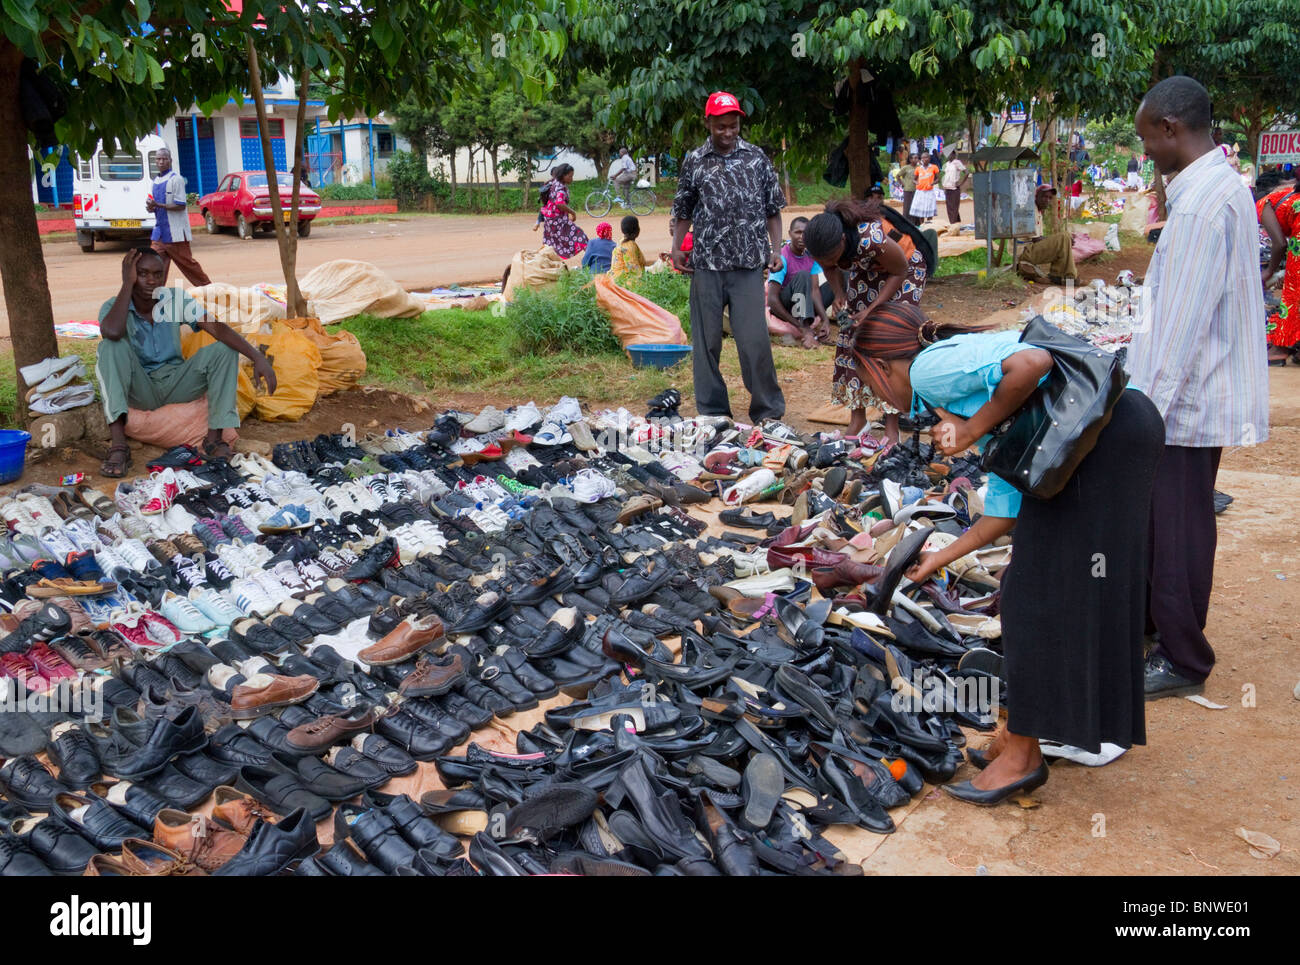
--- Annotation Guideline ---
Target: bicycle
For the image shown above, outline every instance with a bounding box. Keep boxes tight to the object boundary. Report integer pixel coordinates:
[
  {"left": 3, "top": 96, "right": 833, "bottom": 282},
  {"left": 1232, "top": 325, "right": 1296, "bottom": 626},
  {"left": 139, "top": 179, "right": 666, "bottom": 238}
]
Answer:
[{"left": 584, "top": 165, "right": 657, "bottom": 218}]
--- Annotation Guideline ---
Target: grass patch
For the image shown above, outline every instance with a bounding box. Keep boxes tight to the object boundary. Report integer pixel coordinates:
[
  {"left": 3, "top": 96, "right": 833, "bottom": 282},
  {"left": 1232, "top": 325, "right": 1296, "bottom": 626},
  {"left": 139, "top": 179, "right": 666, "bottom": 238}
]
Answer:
[
  {"left": 0, "top": 341, "right": 99, "bottom": 429},
  {"left": 935, "top": 247, "right": 993, "bottom": 277}
]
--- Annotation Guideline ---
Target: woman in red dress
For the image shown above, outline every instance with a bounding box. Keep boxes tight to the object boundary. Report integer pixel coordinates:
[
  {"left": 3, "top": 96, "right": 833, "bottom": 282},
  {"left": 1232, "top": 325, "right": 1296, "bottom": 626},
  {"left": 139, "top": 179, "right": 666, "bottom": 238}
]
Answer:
[{"left": 1259, "top": 182, "right": 1300, "bottom": 364}]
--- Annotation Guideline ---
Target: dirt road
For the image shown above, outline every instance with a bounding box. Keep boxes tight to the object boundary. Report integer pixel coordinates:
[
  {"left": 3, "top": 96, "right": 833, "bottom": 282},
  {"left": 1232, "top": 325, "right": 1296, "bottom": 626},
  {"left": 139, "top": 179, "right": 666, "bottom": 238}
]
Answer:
[{"left": 11, "top": 206, "right": 829, "bottom": 334}]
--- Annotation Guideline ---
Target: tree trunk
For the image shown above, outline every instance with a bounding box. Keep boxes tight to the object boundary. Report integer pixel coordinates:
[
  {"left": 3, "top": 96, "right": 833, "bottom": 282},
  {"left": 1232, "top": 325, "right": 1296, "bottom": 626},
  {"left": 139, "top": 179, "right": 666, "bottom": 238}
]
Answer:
[
  {"left": 490, "top": 146, "right": 499, "bottom": 206},
  {"left": 246, "top": 39, "right": 307, "bottom": 317},
  {"left": 449, "top": 149, "right": 457, "bottom": 204},
  {"left": 845, "top": 60, "right": 873, "bottom": 199},
  {"left": 0, "top": 44, "right": 59, "bottom": 421}
]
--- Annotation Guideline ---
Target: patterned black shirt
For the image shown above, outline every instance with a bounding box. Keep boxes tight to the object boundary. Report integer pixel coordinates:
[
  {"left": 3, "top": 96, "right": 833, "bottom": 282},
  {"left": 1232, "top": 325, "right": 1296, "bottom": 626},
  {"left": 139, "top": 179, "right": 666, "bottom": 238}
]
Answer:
[{"left": 671, "top": 136, "right": 786, "bottom": 271}]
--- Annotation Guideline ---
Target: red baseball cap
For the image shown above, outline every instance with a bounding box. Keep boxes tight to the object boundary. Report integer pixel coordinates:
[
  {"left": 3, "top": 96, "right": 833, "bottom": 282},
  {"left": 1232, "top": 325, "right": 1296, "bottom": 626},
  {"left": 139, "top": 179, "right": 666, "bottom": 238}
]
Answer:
[{"left": 704, "top": 91, "right": 746, "bottom": 117}]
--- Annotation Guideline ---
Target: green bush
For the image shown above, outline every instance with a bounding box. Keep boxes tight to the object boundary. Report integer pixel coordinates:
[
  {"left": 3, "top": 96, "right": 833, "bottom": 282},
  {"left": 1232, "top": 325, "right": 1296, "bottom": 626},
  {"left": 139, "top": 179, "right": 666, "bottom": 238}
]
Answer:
[
  {"left": 318, "top": 182, "right": 379, "bottom": 200},
  {"left": 626, "top": 269, "right": 691, "bottom": 334},
  {"left": 388, "top": 150, "right": 449, "bottom": 209},
  {"left": 506, "top": 270, "right": 621, "bottom": 354}
]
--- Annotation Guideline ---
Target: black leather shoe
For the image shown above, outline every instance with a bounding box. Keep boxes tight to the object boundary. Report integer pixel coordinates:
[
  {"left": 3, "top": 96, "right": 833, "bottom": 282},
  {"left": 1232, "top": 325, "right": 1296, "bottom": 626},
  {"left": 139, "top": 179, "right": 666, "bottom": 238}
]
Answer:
[
  {"left": 0, "top": 834, "right": 53, "bottom": 875},
  {"left": 0, "top": 756, "right": 69, "bottom": 811},
  {"left": 88, "top": 780, "right": 168, "bottom": 828},
  {"left": 110, "top": 706, "right": 207, "bottom": 781},
  {"left": 1144, "top": 654, "right": 1205, "bottom": 700},
  {"left": 336, "top": 802, "right": 417, "bottom": 874},
  {"left": 942, "top": 761, "right": 1049, "bottom": 806},
  {"left": 172, "top": 750, "right": 239, "bottom": 790},
  {"left": 213, "top": 807, "right": 320, "bottom": 876},
  {"left": 363, "top": 789, "right": 462, "bottom": 859},
  {"left": 343, "top": 538, "right": 398, "bottom": 581},
  {"left": 46, "top": 724, "right": 102, "bottom": 789},
  {"left": 208, "top": 722, "right": 276, "bottom": 768},
  {"left": 375, "top": 708, "right": 454, "bottom": 761},
  {"left": 273, "top": 751, "right": 368, "bottom": 802},
  {"left": 11, "top": 814, "right": 99, "bottom": 874},
  {"left": 316, "top": 838, "right": 387, "bottom": 876},
  {"left": 324, "top": 747, "right": 390, "bottom": 789},
  {"left": 504, "top": 782, "right": 598, "bottom": 841},
  {"left": 351, "top": 733, "right": 418, "bottom": 776},
  {"left": 448, "top": 590, "right": 509, "bottom": 634},
  {"left": 693, "top": 789, "right": 759, "bottom": 875},
  {"left": 51, "top": 791, "right": 149, "bottom": 851},
  {"left": 141, "top": 763, "right": 213, "bottom": 810},
  {"left": 235, "top": 764, "right": 332, "bottom": 821}
]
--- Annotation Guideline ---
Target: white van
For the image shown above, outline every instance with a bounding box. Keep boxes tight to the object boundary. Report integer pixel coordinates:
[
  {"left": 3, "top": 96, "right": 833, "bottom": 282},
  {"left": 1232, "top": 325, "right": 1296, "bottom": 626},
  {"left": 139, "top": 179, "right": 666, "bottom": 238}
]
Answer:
[{"left": 72, "top": 133, "right": 166, "bottom": 252}]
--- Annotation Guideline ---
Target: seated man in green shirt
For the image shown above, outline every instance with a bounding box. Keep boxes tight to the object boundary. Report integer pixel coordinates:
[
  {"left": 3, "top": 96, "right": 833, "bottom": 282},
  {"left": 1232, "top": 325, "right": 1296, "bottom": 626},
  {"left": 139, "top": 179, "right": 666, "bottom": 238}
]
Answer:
[{"left": 96, "top": 247, "right": 277, "bottom": 476}]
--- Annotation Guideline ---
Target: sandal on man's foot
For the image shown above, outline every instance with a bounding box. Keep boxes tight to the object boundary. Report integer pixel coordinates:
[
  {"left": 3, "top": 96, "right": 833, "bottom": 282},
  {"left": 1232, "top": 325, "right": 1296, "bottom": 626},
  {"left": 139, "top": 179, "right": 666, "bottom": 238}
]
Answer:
[
  {"left": 100, "top": 444, "right": 132, "bottom": 478},
  {"left": 203, "top": 439, "right": 234, "bottom": 460}
]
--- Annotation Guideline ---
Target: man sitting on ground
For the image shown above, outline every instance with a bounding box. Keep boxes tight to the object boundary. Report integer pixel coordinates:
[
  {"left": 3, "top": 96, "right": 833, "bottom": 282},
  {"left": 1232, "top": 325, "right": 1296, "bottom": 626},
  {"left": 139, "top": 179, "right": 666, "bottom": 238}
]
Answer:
[
  {"left": 96, "top": 247, "right": 277, "bottom": 477},
  {"left": 766, "top": 216, "right": 832, "bottom": 347},
  {"left": 1016, "top": 184, "right": 1078, "bottom": 283}
]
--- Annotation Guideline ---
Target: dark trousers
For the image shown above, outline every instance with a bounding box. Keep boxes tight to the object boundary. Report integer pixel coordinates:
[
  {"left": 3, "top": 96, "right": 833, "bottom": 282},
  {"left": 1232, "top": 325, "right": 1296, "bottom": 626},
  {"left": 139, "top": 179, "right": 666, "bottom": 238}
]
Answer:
[
  {"left": 1147, "top": 444, "right": 1222, "bottom": 681},
  {"left": 152, "top": 240, "right": 212, "bottom": 288},
  {"left": 902, "top": 190, "right": 916, "bottom": 225},
  {"left": 779, "top": 271, "right": 834, "bottom": 322},
  {"left": 945, "top": 190, "right": 962, "bottom": 223},
  {"left": 690, "top": 267, "right": 785, "bottom": 423}
]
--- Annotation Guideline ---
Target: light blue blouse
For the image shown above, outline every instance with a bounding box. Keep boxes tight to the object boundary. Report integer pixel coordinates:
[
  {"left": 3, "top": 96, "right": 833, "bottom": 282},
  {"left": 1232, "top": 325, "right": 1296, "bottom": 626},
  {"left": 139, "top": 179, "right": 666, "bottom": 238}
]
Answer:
[{"left": 908, "top": 330, "right": 1045, "bottom": 519}]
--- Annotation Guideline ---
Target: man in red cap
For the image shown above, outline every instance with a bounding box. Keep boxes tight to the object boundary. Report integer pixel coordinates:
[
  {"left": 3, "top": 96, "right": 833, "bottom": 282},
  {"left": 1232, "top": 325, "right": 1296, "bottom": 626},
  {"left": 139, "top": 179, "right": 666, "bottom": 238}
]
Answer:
[{"left": 671, "top": 91, "right": 786, "bottom": 422}]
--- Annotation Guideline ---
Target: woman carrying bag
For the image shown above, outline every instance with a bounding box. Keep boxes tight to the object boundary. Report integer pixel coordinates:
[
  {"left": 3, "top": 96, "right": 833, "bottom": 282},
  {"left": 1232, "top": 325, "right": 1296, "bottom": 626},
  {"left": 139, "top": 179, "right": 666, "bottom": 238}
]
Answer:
[{"left": 859, "top": 302, "right": 1164, "bottom": 804}]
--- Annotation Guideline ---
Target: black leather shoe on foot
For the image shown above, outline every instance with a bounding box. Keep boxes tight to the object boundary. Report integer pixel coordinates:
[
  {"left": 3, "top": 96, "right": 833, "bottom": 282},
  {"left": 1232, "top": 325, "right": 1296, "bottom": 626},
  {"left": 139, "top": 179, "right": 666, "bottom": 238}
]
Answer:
[
  {"left": 941, "top": 761, "right": 1048, "bottom": 806},
  {"left": 1143, "top": 654, "right": 1205, "bottom": 700}
]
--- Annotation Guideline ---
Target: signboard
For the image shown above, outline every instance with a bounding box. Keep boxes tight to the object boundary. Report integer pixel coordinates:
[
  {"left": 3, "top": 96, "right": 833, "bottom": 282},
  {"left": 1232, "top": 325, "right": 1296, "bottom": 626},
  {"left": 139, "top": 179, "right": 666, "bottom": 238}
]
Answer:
[
  {"left": 1259, "top": 131, "right": 1300, "bottom": 165},
  {"left": 1007, "top": 103, "right": 1028, "bottom": 124}
]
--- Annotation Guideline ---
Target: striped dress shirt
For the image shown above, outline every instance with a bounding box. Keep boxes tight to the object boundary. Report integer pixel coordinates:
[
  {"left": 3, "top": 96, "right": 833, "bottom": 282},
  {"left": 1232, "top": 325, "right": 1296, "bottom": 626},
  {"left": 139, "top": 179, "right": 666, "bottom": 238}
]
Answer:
[{"left": 1128, "top": 146, "right": 1269, "bottom": 447}]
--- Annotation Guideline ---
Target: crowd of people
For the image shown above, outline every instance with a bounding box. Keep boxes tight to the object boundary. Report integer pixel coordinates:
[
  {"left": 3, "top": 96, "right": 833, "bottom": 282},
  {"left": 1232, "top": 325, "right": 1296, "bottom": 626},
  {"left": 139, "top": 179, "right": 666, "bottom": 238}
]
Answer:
[{"left": 653, "top": 77, "right": 1268, "bottom": 805}]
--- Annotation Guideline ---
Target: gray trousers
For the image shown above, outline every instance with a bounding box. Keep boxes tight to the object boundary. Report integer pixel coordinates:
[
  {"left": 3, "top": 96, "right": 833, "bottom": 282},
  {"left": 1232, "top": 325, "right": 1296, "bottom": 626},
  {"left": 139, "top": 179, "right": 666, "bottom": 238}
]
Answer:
[
  {"left": 689, "top": 267, "right": 785, "bottom": 422},
  {"left": 779, "top": 271, "right": 834, "bottom": 321}
]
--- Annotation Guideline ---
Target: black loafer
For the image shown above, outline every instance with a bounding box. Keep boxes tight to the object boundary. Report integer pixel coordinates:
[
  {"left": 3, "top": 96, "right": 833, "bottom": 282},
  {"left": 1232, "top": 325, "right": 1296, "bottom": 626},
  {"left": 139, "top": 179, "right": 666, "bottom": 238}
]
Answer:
[
  {"left": 0, "top": 834, "right": 53, "bottom": 876},
  {"left": 315, "top": 838, "right": 387, "bottom": 876},
  {"left": 336, "top": 803, "right": 417, "bottom": 874},
  {"left": 234, "top": 764, "right": 332, "bottom": 821},
  {"left": 208, "top": 722, "right": 277, "bottom": 768},
  {"left": 51, "top": 791, "right": 149, "bottom": 851},
  {"left": 351, "top": 733, "right": 418, "bottom": 777},
  {"left": 173, "top": 750, "right": 239, "bottom": 789},
  {"left": 324, "top": 747, "right": 392, "bottom": 789},
  {"left": 109, "top": 706, "right": 208, "bottom": 781},
  {"left": 88, "top": 780, "right": 169, "bottom": 828},
  {"left": 46, "top": 725, "right": 102, "bottom": 789},
  {"left": 364, "top": 789, "right": 462, "bottom": 859},
  {"left": 141, "top": 763, "right": 213, "bottom": 810},
  {"left": 942, "top": 761, "right": 1049, "bottom": 806},
  {"left": 375, "top": 708, "right": 454, "bottom": 761}
]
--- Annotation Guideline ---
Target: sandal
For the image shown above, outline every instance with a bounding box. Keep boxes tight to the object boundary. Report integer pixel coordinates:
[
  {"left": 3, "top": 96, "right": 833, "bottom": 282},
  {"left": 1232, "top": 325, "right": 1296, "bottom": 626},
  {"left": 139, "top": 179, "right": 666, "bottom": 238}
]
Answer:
[
  {"left": 203, "top": 439, "right": 234, "bottom": 460},
  {"left": 100, "top": 444, "right": 132, "bottom": 479}
]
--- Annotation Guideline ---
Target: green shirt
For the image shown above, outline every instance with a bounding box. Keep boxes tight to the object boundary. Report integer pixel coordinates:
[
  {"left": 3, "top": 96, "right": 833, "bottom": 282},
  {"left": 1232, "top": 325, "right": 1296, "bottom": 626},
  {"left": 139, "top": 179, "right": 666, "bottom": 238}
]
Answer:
[
  {"left": 900, "top": 166, "right": 916, "bottom": 191},
  {"left": 98, "top": 289, "right": 200, "bottom": 372}
]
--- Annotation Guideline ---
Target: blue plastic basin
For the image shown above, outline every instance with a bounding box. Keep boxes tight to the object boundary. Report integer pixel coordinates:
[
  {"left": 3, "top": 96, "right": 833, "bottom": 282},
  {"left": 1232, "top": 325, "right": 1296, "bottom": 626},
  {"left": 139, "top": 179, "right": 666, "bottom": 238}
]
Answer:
[
  {"left": 0, "top": 430, "right": 30, "bottom": 484},
  {"left": 628, "top": 343, "right": 691, "bottom": 369}
]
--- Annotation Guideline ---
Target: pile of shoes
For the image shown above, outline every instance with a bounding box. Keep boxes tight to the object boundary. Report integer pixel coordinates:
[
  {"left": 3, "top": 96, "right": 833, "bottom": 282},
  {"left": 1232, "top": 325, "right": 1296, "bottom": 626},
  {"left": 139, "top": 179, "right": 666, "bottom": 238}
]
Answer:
[
  {"left": 20, "top": 356, "right": 96, "bottom": 415},
  {"left": 0, "top": 391, "right": 1011, "bottom": 876}
]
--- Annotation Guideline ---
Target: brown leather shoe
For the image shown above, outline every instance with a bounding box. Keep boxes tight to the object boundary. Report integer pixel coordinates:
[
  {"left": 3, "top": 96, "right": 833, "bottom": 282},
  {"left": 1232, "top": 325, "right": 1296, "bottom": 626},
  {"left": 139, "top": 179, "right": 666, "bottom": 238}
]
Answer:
[
  {"left": 153, "top": 808, "right": 247, "bottom": 872},
  {"left": 229, "top": 672, "right": 320, "bottom": 719},
  {"left": 83, "top": 853, "right": 131, "bottom": 876},
  {"left": 119, "top": 838, "right": 207, "bottom": 876},
  {"left": 616, "top": 494, "right": 662, "bottom": 524},
  {"left": 212, "top": 785, "right": 279, "bottom": 835},
  {"left": 397, "top": 652, "right": 466, "bottom": 697},
  {"left": 285, "top": 707, "right": 379, "bottom": 753},
  {"left": 357, "top": 614, "right": 444, "bottom": 666},
  {"left": 811, "top": 559, "right": 885, "bottom": 594}
]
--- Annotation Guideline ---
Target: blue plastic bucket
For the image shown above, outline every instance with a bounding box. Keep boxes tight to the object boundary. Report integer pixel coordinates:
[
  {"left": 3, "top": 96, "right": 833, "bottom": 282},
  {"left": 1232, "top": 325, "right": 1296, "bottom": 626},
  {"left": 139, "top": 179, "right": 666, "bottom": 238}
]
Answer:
[
  {"left": 628, "top": 343, "right": 691, "bottom": 369},
  {"left": 0, "top": 430, "right": 31, "bottom": 484}
]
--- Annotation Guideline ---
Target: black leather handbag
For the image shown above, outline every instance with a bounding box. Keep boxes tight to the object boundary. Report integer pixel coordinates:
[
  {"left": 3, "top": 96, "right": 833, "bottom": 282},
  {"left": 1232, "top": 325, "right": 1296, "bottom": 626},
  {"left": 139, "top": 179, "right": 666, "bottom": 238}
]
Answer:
[{"left": 980, "top": 316, "right": 1128, "bottom": 500}]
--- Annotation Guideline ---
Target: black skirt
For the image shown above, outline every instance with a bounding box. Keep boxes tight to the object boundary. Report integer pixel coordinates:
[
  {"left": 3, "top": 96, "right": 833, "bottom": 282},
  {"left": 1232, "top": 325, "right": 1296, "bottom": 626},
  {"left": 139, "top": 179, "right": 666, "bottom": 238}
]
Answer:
[{"left": 999, "top": 389, "right": 1165, "bottom": 752}]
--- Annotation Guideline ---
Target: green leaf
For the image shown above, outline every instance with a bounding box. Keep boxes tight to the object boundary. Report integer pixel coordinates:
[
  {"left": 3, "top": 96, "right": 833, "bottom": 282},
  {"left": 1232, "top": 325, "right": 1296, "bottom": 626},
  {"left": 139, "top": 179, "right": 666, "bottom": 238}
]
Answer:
[{"left": 136, "top": 0, "right": 151, "bottom": 24}]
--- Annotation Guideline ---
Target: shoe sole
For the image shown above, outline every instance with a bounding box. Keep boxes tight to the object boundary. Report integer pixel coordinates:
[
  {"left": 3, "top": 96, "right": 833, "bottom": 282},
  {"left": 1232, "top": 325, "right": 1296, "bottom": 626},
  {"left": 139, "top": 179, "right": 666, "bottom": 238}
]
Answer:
[{"left": 740, "top": 754, "right": 784, "bottom": 830}]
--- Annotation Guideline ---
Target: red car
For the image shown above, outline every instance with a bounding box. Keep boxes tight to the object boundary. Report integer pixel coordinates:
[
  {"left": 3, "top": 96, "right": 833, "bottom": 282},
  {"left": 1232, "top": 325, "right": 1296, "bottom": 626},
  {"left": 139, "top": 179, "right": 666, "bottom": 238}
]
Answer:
[{"left": 198, "top": 170, "right": 321, "bottom": 239}]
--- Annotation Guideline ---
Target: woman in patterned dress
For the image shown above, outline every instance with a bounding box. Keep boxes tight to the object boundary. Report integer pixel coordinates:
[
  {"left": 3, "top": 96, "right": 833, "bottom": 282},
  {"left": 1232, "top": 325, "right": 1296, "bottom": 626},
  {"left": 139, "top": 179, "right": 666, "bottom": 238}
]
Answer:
[
  {"left": 540, "top": 164, "right": 589, "bottom": 259},
  {"left": 804, "top": 198, "right": 929, "bottom": 444},
  {"left": 1258, "top": 180, "right": 1300, "bottom": 364}
]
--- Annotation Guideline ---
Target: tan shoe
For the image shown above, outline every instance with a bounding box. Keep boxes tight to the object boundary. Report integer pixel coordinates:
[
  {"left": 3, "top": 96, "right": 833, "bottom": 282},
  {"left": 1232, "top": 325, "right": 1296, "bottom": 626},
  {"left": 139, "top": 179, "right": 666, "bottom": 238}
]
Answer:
[
  {"left": 119, "top": 838, "right": 207, "bottom": 876},
  {"left": 616, "top": 493, "right": 662, "bottom": 524},
  {"left": 153, "top": 808, "right": 247, "bottom": 872},
  {"left": 229, "top": 672, "right": 320, "bottom": 719},
  {"left": 212, "top": 785, "right": 278, "bottom": 835},
  {"left": 358, "top": 614, "right": 444, "bottom": 666}
]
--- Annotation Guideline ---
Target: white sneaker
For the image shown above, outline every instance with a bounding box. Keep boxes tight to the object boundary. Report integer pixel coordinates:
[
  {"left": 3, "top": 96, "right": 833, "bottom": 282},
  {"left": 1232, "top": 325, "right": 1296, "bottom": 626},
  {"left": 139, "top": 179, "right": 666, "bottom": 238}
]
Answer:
[
  {"left": 231, "top": 577, "right": 278, "bottom": 618},
  {"left": 722, "top": 468, "right": 777, "bottom": 506},
  {"left": 17, "top": 495, "right": 61, "bottom": 530},
  {"left": 216, "top": 542, "right": 259, "bottom": 579},
  {"left": 532, "top": 420, "right": 572, "bottom": 446},
  {"left": 464, "top": 405, "right": 506, "bottom": 434},
  {"left": 112, "top": 538, "right": 158, "bottom": 574},
  {"left": 503, "top": 447, "right": 541, "bottom": 472},
  {"left": 172, "top": 469, "right": 209, "bottom": 493},
  {"left": 546, "top": 396, "right": 582, "bottom": 425},
  {"left": 56, "top": 519, "right": 101, "bottom": 553},
  {"left": 268, "top": 560, "right": 308, "bottom": 596},
  {"left": 162, "top": 503, "right": 199, "bottom": 537},
  {"left": 504, "top": 402, "right": 542, "bottom": 433},
  {"left": 295, "top": 558, "right": 330, "bottom": 589},
  {"left": 158, "top": 590, "right": 217, "bottom": 634},
  {"left": 94, "top": 545, "right": 134, "bottom": 578},
  {"left": 0, "top": 501, "right": 39, "bottom": 537},
  {"left": 189, "top": 587, "right": 244, "bottom": 627},
  {"left": 19, "top": 354, "right": 79, "bottom": 385},
  {"left": 417, "top": 470, "right": 450, "bottom": 498},
  {"left": 571, "top": 468, "right": 617, "bottom": 503}
]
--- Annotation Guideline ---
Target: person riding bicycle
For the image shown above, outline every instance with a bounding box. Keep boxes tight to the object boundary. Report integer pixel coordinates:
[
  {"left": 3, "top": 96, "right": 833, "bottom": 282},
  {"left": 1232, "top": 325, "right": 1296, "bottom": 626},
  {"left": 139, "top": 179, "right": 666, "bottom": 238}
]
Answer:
[{"left": 609, "top": 147, "right": 637, "bottom": 196}]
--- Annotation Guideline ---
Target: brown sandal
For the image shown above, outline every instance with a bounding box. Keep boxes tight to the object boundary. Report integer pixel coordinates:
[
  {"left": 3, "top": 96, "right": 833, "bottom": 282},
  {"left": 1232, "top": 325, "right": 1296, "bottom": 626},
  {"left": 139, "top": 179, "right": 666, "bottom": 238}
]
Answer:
[
  {"left": 100, "top": 444, "right": 132, "bottom": 478},
  {"left": 203, "top": 439, "right": 234, "bottom": 460}
]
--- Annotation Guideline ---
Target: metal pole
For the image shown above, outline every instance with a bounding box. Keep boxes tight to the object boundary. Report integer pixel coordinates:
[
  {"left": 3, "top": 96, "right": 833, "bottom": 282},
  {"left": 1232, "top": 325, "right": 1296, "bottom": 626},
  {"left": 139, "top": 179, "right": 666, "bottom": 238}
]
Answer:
[
  {"left": 368, "top": 118, "right": 376, "bottom": 191},
  {"left": 191, "top": 114, "right": 203, "bottom": 195}
]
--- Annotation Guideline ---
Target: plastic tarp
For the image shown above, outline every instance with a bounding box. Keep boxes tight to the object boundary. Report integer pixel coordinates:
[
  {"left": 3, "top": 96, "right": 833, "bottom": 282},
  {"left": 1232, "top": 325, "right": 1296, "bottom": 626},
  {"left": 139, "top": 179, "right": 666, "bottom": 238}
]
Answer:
[
  {"left": 299, "top": 260, "right": 425, "bottom": 323},
  {"left": 244, "top": 323, "right": 323, "bottom": 421},
  {"left": 503, "top": 246, "right": 568, "bottom": 301},
  {"left": 592, "top": 274, "right": 688, "bottom": 352},
  {"left": 125, "top": 397, "right": 238, "bottom": 449},
  {"left": 187, "top": 282, "right": 286, "bottom": 334}
]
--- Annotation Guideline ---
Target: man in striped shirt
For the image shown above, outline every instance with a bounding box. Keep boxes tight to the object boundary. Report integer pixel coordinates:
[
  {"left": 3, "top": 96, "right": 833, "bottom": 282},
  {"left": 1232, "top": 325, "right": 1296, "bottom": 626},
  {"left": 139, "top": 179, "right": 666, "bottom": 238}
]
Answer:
[{"left": 1129, "top": 75, "right": 1269, "bottom": 699}]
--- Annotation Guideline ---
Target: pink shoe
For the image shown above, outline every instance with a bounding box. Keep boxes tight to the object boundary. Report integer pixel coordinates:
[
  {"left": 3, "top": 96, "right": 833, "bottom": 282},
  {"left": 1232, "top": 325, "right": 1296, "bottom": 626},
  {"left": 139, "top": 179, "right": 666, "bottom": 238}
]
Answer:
[
  {"left": 138, "top": 610, "right": 183, "bottom": 645},
  {"left": 140, "top": 468, "right": 179, "bottom": 516},
  {"left": 110, "top": 614, "right": 160, "bottom": 649}
]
